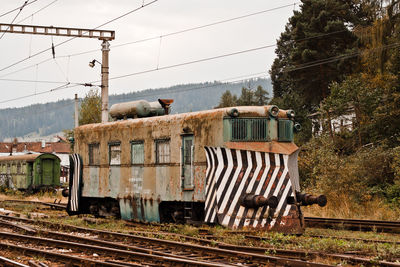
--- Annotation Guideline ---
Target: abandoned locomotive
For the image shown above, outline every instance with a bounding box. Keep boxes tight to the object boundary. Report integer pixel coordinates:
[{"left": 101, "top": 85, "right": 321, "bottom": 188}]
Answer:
[{"left": 67, "top": 99, "right": 326, "bottom": 233}]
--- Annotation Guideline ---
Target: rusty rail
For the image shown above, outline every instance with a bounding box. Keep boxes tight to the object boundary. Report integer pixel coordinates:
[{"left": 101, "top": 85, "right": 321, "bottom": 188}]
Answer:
[
  {"left": 0, "top": 214, "right": 333, "bottom": 267},
  {"left": 0, "top": 242, "right": 126, "bottom": 267},
  {"left": 0, "top": 200, "right": 66, "bottom": 211},
  {"left": 0, "top": 231, "right": 229, "bottom": 267},
  {"left": 3, "top": 213, "right": 400, "bottom": 266},
  {"left": 0, "top": 256, "right": 30, "bottom": 267},
  {"left": 305, "top": 217, "right": 400, "bottom": 233}
]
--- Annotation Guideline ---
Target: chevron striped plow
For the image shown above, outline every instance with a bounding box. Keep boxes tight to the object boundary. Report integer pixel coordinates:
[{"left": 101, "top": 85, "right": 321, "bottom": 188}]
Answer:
[
  {"left": 67, "top": 153, "right": 83, "bottom": 215},
  {"left": 204, "top": 146, "right": 304, "bottom": 233}
]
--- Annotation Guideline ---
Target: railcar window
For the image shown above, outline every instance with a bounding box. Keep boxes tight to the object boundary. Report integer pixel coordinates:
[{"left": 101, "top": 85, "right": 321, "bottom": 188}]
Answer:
[
  {"left": 155, "top": 139, "right": 170, "bottom": 164},
  {"left": 109, "top": 143, "right": 121, "bottom": 165},
  {"left": 89, "top": 143, "right": 100, "bottom": 165},
  {"left": 184, "top": 139, "right": 193, "bottom": 164},
  {"left": 131, "top": 141, "right": 144, "bottom": 165}
]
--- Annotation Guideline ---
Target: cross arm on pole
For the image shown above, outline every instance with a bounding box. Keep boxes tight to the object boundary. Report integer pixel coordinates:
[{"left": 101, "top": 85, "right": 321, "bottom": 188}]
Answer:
[{"left": 0, "top": 23, "right": 115, "bottom": 41}]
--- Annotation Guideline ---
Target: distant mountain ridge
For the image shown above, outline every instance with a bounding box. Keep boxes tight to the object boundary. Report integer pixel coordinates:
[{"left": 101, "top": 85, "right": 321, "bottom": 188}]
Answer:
[{"left": 0, "top": 78, "right": 271, "bottom": 141}]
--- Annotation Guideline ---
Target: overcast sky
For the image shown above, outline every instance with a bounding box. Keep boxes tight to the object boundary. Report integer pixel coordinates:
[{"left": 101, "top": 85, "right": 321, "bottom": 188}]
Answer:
[{"left": 0, "top": 0, "right": 298, "bottom": 108}]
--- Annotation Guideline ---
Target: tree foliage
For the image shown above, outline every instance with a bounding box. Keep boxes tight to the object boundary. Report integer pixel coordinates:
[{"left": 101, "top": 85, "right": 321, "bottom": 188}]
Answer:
[
  {"left": 79, "top": 89, "right": 101, "bottom": 125},
  {"left": 270, "top": 0, "right": 360, "bottom": 109},
  {"left": 216, "top": 86, "right": 270, "bottom": 108}
]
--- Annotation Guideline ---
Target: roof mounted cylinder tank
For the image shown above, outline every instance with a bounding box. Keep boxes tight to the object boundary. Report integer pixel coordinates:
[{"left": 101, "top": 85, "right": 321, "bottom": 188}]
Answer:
[{"left": 110, "top": 99, "right": 173, "bottom": 120}]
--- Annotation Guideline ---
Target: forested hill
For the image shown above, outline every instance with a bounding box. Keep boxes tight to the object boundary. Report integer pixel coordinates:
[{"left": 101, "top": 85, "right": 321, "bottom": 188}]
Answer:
[{"left": 0, "top": 78, "right": 271, "bottom": 141}]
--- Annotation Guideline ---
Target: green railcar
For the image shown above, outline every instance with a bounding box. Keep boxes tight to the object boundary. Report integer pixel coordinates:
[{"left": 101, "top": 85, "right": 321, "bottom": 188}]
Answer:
[{"left": 0, "top": 153, "right": 60, "bottom": 191}]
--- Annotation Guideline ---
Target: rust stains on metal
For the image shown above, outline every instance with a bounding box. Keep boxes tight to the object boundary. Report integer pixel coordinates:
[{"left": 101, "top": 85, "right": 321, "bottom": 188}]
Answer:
[
  {"left": 224, "top": 141, "right": 298, "bottom": 155},
  {"left": 0, "top": 154, "right": 40, "bottom": 162}
]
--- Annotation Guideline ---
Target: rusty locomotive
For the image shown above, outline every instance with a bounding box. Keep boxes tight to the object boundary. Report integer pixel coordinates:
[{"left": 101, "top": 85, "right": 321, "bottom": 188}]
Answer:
[{"left": 67, "top": 99, "right": 326, "bottom": 233}]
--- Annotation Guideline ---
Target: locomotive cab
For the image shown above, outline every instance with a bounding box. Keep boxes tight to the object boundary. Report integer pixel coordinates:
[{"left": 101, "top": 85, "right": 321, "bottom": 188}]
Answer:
[{"left": 68, "top": 102, "right": 325, "bottom": 234}]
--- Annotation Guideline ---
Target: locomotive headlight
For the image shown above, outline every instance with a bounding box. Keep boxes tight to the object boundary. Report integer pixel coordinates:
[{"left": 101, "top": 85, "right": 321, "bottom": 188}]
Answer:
[
  {"left": 286, "top": 110, "right": 295, "bottom": 119},
  {"left": 228, "top": 108, "right": 239, "bottom": 117},
  {"left": 269, "top": 105, "right": 280, "bottom": 117}
]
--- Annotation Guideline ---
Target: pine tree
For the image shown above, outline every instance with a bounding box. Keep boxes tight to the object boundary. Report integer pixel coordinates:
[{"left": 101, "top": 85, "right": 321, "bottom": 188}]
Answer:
[
  {"left": 215, "top": 90, "right": 238, "bottom": 108},
  {"left": 237, "top": 87, "right": 255, "bottom": 106},
  {"left": 254, "top": 85, "right": 270, "bottom": 106},
  {"left": 270, "top": 0, "right": 360, "bottom": 109}
]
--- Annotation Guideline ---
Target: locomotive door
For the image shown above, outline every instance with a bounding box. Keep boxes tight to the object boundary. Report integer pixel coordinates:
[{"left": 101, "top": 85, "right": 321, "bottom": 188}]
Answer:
[
  {"left": 42, "top": 159, "right": 53, "bottom": 185},
  {"left": 181, "top": 135, "right": 194, "bottom": 190}
]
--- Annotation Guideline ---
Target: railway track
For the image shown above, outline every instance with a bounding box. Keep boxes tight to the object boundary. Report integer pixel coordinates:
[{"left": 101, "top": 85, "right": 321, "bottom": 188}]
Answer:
[
  {"left": 305, "top": 216, "right": 400, "bottom": 233},
  {"left": 1, "top": 214, "right": 400, "bottom": 266},
  {"left": 3, "top": 199, "right": 400, "bottom": 233},
  {"left": 0, "top": 199, "right": 67, "bottom": 211},
  {"left": 0, "top": 215, "right": 334, "bottom": 267}
]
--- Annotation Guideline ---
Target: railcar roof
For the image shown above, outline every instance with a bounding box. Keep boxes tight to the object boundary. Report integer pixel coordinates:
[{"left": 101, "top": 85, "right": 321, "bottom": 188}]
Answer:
[
  {"left": 0, "top": 153, "right": 60, "bottom": 162},
  {"left": 0, "top": 153, "right": 40, "bottom": 162},
  {"left": 76, "top": 105, "right": 290, "bottom": 130}
]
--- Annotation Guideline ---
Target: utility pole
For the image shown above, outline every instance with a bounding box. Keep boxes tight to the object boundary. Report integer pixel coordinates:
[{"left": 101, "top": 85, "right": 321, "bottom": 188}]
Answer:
[
  {"left": 0, "top": 23, "right": 115, "bottom": 123},
  {"left": 101, "top": 41, "right": 110, "bottom": 123},
  {"left": 74, "top": 94, "right": 79, "bottom": 128}
]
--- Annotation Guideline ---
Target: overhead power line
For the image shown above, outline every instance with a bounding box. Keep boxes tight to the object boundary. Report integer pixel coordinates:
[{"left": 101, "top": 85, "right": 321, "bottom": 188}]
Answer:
[
  {"left": 0, "top": 78, "right": 80, "bottom": 84},
  {"left": 105, "top": 44, "right": 275, "bottom": 82},
  {"left": 0, "top": 0, "right": 159, "bottom": 72},
  {"left": 0, "top": 28, "right": 349, "bottom": 79},
  {"left": 0, "top": 0, "right": 29, "bottom": 41},
  {"left": 0, "top": 72, "right": 269, "bottom": 106},
  {"left": 16, "top": 0, "right": 59, "bottom": 24},
  {"left": 0, "top": 82, "right": 79, "bottom": 104},
  {"left": 113, "top": 2, "right": 300, "bottom": 49},
  {"left": 0, "top": 0, "right": 39, "bottom": 19}
]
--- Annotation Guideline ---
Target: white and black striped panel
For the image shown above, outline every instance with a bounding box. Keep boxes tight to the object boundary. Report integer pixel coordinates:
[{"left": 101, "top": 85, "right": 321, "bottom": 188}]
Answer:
[
  {"left": 204, "top": 147, "right": 296, "bottom": 229},
  {"left": 204, "top": 147, "right": 217, "bottom": 223},
  {"left": 67, "top": 153, "right": 82, "bottom": 214}
]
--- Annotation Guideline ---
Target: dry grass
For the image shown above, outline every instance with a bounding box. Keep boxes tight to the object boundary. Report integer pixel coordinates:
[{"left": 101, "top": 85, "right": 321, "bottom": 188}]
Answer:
[
  {"left": 302, "top": 193, "right": 400, "bottom": 221},
  {"left": 0, "top": 190, "right": 67, "bottom": 203}
]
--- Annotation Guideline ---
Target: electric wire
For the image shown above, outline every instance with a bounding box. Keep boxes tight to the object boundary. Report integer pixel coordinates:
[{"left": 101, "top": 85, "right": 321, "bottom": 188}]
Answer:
[
  {"left": 2, "top": 37, "right": 395, "bottom": 88},
  {"left": 111, "top": 73, "right": 269, "bottom": 102},
  {"left": 112, "top": 2, "right": 300, "bottom": 49},
  {"left": 1, "top": 72, "right": 269, "bottom": 106},
  {"left": 0, "top": 1, "right": 299, "bottom": 75},
  {"left": 0, "top": 29, "right": 350, "bottom": 79},
  {"left": 16, "top": 0, "right": 58, "bottom": 24},
  {"left": 0, "top": 1, "right": 29, "bottom": 41},
  {"left": 0, "top": 78, "right": 80, "bottom": 84},
  {"left": 0, "top": 0, "right": 160, "bottom": 72},
  {"left": 0, "top": 0, "right": 39, "bottom": 19},
  {"left": 104, "top": 44, "right": 275, "bottom": 82},
  {"left": 0, "top": 82, "right": 78, "bottom": 104}
]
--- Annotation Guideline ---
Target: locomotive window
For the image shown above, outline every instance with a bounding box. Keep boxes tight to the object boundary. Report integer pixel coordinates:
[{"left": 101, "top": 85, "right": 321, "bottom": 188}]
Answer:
[
  {"left": 131, "top": 141, "right": 144, "bottom": 165},
  {"left": 109, "top": 142, "right": 121, "bottom": 165},
  {"left": 155, "top": 139, "right": 170, "bottom": 164},
  {"left": 89, "top": 143, "right": 100, "bottom": 166}
]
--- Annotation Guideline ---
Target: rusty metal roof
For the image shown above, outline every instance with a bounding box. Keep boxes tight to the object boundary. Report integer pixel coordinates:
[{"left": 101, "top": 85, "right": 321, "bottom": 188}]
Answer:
[
  {"left": 0, "top": 154, "right": 40, "bottom": 162},
  {"left": 0, "top": 153, "right": 61, "bottom": 162},
  {"left": 77, "top": 106, "right": 292, "bottom": 131}
]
